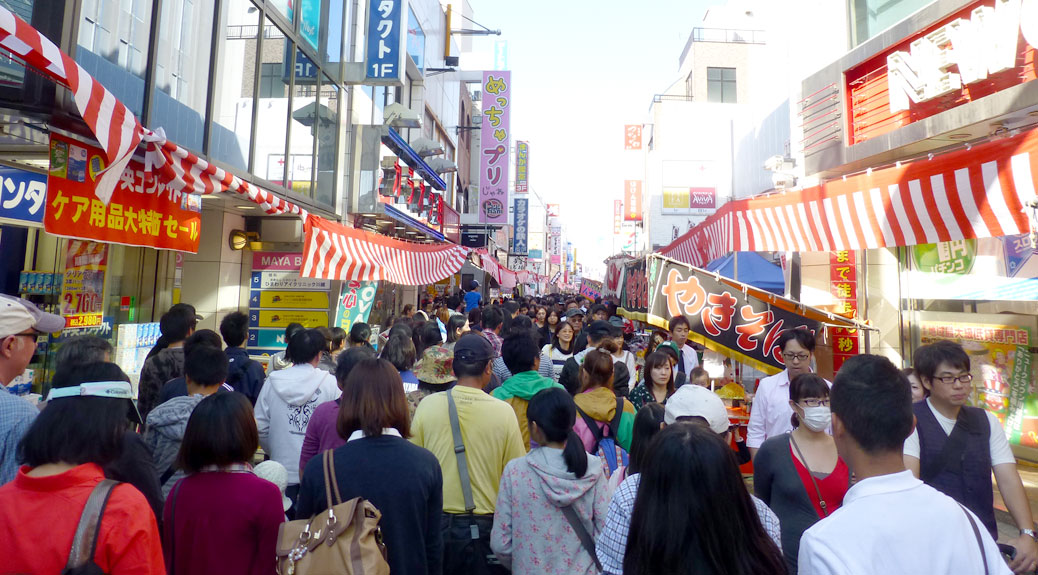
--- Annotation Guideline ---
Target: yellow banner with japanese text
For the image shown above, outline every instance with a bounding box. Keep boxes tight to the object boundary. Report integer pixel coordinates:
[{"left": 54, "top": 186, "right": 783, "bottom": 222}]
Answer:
[{"left": 44, "top": 133, "right": 202, "bottom": 253}]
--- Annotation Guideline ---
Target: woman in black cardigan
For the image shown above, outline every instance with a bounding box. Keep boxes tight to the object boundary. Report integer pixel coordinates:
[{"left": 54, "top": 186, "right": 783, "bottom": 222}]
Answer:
[{"left": 296, "top": 358, "right": 443, "bottom": 575}]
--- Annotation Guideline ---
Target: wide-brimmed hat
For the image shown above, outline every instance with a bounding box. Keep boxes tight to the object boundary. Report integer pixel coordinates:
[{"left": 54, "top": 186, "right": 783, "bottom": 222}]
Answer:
[{"left": 414, "top": 345, "right": 456, "bottom": 385}]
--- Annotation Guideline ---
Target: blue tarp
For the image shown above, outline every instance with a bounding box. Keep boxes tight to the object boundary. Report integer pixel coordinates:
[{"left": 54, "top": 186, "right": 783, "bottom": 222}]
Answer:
[{"left": 704, "top": 253, "right": 784, "bottom": 295}]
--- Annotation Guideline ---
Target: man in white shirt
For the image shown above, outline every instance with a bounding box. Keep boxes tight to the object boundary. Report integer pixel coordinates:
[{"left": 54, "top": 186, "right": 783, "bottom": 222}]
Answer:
[
  {"left": 747, "top": 328, "right": 822, "bottom": 460},
  {"left": 903, "top": 340, "right": 1037, "bottom": 573},
  {"left": 799, "top": 354, "right": 1010, "bottom": 575},
  {"left": 668, "top": 314, "right": 699, "bottom": 376}
]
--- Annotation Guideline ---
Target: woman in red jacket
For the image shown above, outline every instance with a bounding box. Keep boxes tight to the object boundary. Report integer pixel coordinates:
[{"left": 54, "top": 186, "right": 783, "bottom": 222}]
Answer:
[
  {"left": 0, "top": 362, "right": 164, "bottom": 574},
  {"left": 164, "top": 392, "right": 285, "bottom": 575}
]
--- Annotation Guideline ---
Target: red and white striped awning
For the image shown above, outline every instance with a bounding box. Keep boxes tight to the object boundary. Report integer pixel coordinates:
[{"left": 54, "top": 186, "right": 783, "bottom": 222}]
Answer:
[
  {"left": 660, "top": 128, "right": 1038, "bottom": 265},
  {"left": 302, "top": 215, "right": 469, "bottom": 285}
]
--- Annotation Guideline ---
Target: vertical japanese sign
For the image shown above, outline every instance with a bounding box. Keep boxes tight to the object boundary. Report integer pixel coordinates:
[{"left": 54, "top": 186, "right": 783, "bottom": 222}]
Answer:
[
  {"left": 172, "top": 252, "right": 183, "bottom": 305},
  {"left": 624, "top": 125, "right": 642, "bottom": 150},
  {"left": 512, "top": 197, "right": 528, "bottom": 254},
  {"left": 45, "top": 133, "right": 202, "bottom": 252},
  {"left": 0, "top": 166, "right": 46, "bottom": 225},
  {"left": 335, "top": 280, "right": 378, "bottom": 331},
  {"left": 829, "top": 250, "right": 859, "bottom": 372},
  {"left": 365, "top": 0, "right": 405, "bottom": 84},
  {"left": 515, "top": 141, "right": 529, "bottom": 194},
  {"left": 613, "top": 200, "right": 623, "bottom": 234},
  {"left": 546, "top": 203, "right": 560, "bottom": 218},
  {"left": 918, "top": 318, "right": 1033, "bottom": 447},
  {"left": 62, "top": 240, "right": 107, "bottom": 329},
  {"left": 479, "top": 71, "right": 511, "bottom": 224},
  {"left": 624, "top": 180, "right": 642, "bottom": 221}
]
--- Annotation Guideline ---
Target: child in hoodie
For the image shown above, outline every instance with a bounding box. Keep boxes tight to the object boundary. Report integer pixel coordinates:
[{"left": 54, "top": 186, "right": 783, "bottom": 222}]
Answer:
[
  {"left": 573, "top": 343, "right": 636, "bottom": 454},
  {"left": 255, "top": 328, "right": 340, "bottom": 515},
  {"left": 491, "top": 387, "right": 610, "bottom": 574},
  {"left": 492, "top": 331, "right": 566, "bottom": 450}
]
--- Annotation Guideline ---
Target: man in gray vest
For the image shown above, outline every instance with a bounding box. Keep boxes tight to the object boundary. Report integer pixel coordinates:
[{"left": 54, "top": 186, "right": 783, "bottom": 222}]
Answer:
[{"left": 904, "top": 340, "right": 1037, "bottom": 573}]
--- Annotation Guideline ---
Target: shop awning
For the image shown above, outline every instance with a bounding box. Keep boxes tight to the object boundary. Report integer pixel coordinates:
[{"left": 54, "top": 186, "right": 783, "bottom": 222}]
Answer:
[
  {"left": 302, "top": 215, "right": 468, "bottom": 285},
  {"left": 659, "top": 128, "right": 1038, "bottom": 265},
  {"left": 704, "top": 252, "right": 784, "bottom": 295},
  {"left": 646, "top": 254, "right": 866, "bottom": 374}
]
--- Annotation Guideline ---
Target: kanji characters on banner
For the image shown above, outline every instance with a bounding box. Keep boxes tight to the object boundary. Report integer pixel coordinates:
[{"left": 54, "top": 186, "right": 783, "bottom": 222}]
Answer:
[{"left": 479, "top": 71, "right": 511, "bottom": 224}]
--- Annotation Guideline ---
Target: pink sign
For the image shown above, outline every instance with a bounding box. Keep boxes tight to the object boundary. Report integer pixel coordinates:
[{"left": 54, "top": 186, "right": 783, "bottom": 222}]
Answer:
[
  {"left": 479, "top": 71, "right": 511, "bottom": 224},
  {"left": 690, "top": 187, "right": 716, "bottom": 209},
  {"left": 252, "top": 252, "right": 304, "bottom": 271}
]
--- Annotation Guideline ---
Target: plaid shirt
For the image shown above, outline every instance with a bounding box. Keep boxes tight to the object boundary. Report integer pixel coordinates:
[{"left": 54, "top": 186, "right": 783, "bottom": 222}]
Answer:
[
  {"left": 596, "top": 473, "right": 782, "bottom": 575},
  {"left": 0, "top": 387, "right": 37, "bottom": 485},
  {"left": 483, "top": 330, "right": 503, "bottom": 357}
]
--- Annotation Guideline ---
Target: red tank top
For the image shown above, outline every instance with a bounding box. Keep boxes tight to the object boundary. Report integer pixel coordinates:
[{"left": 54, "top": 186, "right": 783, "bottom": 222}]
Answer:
[{"left": 790, "top": 442, "right": 850, "bottom": 518}]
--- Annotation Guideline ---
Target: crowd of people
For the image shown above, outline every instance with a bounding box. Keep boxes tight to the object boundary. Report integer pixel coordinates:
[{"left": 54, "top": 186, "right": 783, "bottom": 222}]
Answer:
[{"left": 0, "top": 289, "right": 1032, "bottom": 574}]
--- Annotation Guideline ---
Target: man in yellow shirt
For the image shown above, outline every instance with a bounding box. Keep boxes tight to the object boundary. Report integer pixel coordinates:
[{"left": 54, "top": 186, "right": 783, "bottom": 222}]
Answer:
[{"left": 412, "top": 333, "right": 526, "bottom": 575}]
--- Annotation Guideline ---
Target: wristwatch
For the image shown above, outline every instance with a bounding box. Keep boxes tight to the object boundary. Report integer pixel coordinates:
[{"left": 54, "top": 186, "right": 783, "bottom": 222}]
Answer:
[{"left": 1020, "top": 528, "right": 1038, "bottom": 542}]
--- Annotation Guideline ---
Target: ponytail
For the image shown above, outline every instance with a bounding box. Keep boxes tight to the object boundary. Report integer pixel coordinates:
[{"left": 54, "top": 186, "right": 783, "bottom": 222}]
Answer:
[
  {"left": 528, "top": 388, "right": 588, "bottom": 478},
  {"left": 563, "top": 430, "right": 589, "bottom": 478}
]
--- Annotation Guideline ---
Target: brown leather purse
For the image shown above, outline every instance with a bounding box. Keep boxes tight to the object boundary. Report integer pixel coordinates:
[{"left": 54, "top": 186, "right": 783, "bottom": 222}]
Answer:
[{"left": 275, "top": 450, "right": 389, "bottom": 575}]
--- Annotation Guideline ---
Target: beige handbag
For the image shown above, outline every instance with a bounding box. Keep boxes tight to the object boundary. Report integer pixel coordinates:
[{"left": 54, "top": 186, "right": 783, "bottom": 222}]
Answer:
[{"left": 276, "top": 450, "right": 390, "bottom": 575}]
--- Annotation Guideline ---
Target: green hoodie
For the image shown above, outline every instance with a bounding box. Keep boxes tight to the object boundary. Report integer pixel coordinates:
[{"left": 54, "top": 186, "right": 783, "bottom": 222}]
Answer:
[{"left": 493, "top": 371, "right": 565, "bottom": 450}]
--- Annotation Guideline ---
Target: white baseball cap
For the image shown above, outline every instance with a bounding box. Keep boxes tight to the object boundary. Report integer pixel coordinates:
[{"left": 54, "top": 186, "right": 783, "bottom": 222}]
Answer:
[
  {"left": 0, "top": 294, "right": 65, "bottom": 337},
  {"left": 664, "top": 384, "right": 730, "bottom": 433}
]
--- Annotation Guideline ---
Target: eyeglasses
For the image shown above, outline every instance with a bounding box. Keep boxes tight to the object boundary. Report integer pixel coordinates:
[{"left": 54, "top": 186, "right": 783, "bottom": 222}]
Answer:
[
  {"left": 798, "top": 398, "right": 830, "bottom": 407},
  {"left": 782, "top": 352, "right": 810, "bottom": 362},
  {"left": 8, "top": 332, "right": 38, "bottom": 343},
  {"left": 935, "top": 373, "right": 973, "bottom": 385}
]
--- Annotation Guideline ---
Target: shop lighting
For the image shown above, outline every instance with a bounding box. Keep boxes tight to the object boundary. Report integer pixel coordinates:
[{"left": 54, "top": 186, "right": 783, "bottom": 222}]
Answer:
[
  {"left": 411, "top": 137, "right": 445, "bottom": 157},
  {"left": 384, "top": 103, "right": 421, "bottom": 130},
  {"left": 426, "top": 157, "right": 458, "bottom": 174},
  {"left": 228, "top": 230, "right": 259, "bottom": 251}
]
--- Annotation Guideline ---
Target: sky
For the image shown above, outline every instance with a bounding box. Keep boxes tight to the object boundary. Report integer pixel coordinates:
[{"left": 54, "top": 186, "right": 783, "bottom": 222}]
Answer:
[{"left": 466, "top": 0, "right": 716, "bottom": 280}]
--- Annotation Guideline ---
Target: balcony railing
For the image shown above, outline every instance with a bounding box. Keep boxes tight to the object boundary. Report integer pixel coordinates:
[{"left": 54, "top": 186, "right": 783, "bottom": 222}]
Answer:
[
  {"left": 225, "top": 24, "right": 287, "bottom": 40},
  {"left": 692, "top": 27, "right": 766, "bottom": 44}
]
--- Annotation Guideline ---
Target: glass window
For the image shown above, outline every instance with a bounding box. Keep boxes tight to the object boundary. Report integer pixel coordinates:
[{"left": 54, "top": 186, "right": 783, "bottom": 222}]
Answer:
[
  {"left": 268, "top": 0, "right": 294, "bottom": 25},
  {"left": 706, "top": 67, "right": 736, "bottom": 103},
  {"left": 851, "top": 0, "right": 931, "bottom": 47},
  {"left": 313, "top": 76, "right": 339, "bottom": 208},
  {"left": 209, "top": 0, "right": 259, "bottom": 172},
  {"left": 251, "top": 18, "right": 290, "bottom": 187},
  {"left": 407, "top": 5, "right": 426, "bottom": 73},
  {"left": 152, "top": 0, "right": 215, "bottom": 153},
  {"left": 287, "top": 45, "right": 318, "bottom": 198},
  {"left": 0, "top": 0, "right": 34, "bottom": 88},
  {"left": 76, "top": 0, "right": 151, "bottom": 117},
  {"left": 323, "top": 0, "right": 347, "bottom": 69}
]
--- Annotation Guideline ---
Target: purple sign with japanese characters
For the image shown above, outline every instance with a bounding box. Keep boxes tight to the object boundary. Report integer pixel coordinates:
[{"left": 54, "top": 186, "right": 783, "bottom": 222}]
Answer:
[{"left": 479, "top": 71, "right": 510, "bottom": 224}]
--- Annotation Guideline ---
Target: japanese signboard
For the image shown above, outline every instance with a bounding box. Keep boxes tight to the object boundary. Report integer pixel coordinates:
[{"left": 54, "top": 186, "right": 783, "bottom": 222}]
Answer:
[
  {"left": 619, "top": 258, "right": 648, "bottom": 317},
  {"left": 62, "top": 240, "right": 107, "bottom": 329},
  {"left": 515, "top": 141, "right": 529, "bottom": 194},
  {"left": 647, "top": 255, "right": 821, "bottom": 373},
  {"left": 913, "top": 240, "right": 977, "bottom": 274},
  {"left": 512, "top": 197, "right": 528, "bottom": 254},
  {"left": 662, "top": 160, "right": 716, "bottom": 214},
  {"left": 624, "top": 180, "right": 642, "bottom": 221},
  {"left": 1004, "top": 234, "right": 1037, "bottom": 277},
  {"left": 624, "top": 125, "right": 642, "bottom": 150},
  {"left": 300, "top": 0, "right": 320, "bottom": 50},
  {"left": 579, "top": 279, "right": 603, "bottom": 301},
  {"left": 613, "top": 200, "right": 623, "bottom": 234},
  {"left": 546, "top": 203, "right": 560, "bottom": 218},
  {"left": 829, "top": 250, "right": 859, "bottom": 372},
  {"left": 365, "top": 0, "right": 406, "bottom": 84},
  {"left": 335, "top": 280, "right": 378, "bottom": 331},
  {"left": 45, "top": 133, "right": 202, "bottom": 253},
  {"left": 917, "top": 312, "right": 1036, "bottom": 448},
  {"left": 0, "top": 166, "right": 46, "bottom": 225},
  {"left": 248, "top": 252, "right": 331, "bottom": 356},
  {"left": 479, "top": 71, "right": 511, "bottom": 224}
]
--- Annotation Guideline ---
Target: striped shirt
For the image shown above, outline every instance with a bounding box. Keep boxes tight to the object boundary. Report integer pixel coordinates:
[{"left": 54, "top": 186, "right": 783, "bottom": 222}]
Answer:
[{"left": 541, "top": 344, "right": 573, "bottom": 382}]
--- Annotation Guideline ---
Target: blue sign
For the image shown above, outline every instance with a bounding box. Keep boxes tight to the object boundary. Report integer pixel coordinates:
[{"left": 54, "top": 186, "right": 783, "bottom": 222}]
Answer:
[
  {"left": 248, "top": 328, "right": 289, "bottom": 350},
  {"left": 300, "top": 0, "right": 320, "bottom": 50},
  {"left": 365, "top": 0, "right": 404, "bottom": 83},
  {"left": 283, "top": 44, "right": 319, "bottom": 85},
  {"left": 0, "top": 166, "right": 46, "bottom": 224},
  {"left": 1004, "top": 234, "right": 1037, "bottom": 277},
  {"left": 512, "top": 198, "right": 528, "bottom": 255},
  {"left": 529, "top": 249, "right": 543, "bottom": 260}
]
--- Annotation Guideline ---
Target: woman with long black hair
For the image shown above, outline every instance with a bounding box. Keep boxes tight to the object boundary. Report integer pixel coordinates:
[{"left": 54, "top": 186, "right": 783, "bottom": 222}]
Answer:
[
  {"left": 491, "top": 387, "right": 610, "bottom": 574},
  {"left": 444, "top": 314, "right": 468, "bottom": 351},
  {"left": 542, "top": 321, "right": 575, "bottom": 382},
  {"left": 623, "top": 423, "right": 787, "bottom": 575}
]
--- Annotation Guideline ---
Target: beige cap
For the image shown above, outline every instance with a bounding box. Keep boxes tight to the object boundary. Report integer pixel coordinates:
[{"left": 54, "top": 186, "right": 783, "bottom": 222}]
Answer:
[
  {"left": 0, "top": 294, "right": 65, "bottom": 337},
  {"left": 664, "top": 384, "right": 730, "bottom": 433}
]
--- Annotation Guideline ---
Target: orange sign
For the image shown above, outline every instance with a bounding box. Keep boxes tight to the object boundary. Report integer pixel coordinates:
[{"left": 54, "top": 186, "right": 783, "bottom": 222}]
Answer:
[
  {"left": 613, "top": 200, "right": 623, "bottom": 233},
  {"left": 45, "top": 133, "right": 202, "bottom": 253},
  {"left": 624, "top": 125, "right": 642, "bottom": 150},
  {"left": 624, "top": 180, "right": 642, "bottom": 221}
]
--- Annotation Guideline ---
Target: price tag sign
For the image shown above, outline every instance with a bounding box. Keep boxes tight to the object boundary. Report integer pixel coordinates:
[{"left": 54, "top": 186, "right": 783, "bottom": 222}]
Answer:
[{"left": 61, "top": 240, "right": 107, "bottom": 328}]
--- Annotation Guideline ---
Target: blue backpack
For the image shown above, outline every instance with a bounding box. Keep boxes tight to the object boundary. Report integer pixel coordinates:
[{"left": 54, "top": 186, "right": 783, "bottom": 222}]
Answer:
[{"left": 576, "top": 396, "right": 629, "bottom": 478}]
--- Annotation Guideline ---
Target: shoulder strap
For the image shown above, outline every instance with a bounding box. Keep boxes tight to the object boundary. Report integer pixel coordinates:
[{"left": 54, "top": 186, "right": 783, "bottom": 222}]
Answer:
[
  {"left": 447, "top": 389, "right": 476, "bottom": 514},
  {"left": 958, "top": 502, "right": 991, "bottom": 575},
  {"left": 789, "top": 434, "right": 828, "bottom": 518},
  {"left": 575, "top": 405, "right": 604, "bottom": 451},
  {"left": 323, "top": 449, "right": 343, "bottom": 507},
  {"left": 65, "top": 479, "right": 119, "bottom": 570},
  {"left": 920, "top": 407, "right": 975, "bottom": 483},
  {"left": 608, "top": 396, "right": 624, "bottom": 439},
  {"left": 167, "top": 478, "right": 183, "bottom": 574},
  {"left": 561, "top": 504, "right": 602, "bottom": 571}
]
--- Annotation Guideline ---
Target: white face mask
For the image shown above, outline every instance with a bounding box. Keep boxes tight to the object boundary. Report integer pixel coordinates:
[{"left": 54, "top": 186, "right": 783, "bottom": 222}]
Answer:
[{"left": 801, "top": 406, "right": 831, "bottom": 432}]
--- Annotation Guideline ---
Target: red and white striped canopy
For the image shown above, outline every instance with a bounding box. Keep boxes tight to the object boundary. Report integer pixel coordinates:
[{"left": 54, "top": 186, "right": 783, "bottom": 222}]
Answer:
[
  {"left": 302, "top": 215, "right": 469, "bottom": 285},
  {"left": 660, "top": 128, "right": 1038, "bottom": 265}
]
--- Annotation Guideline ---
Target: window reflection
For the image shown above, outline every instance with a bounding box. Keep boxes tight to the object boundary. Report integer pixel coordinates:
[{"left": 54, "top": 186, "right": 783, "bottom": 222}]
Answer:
[
  {"left": 76, "top": 0, "right": 151, "bottom": 117},
  {"left": 152, "top": 0, "right": 214, "bottom": 152},
  {"left": 287, "top": 45, "right": 318, "bottom": 197},
  {"left": 251, "top": 18, "right": 290, "bottom": 187},
  {"left": 210, "top": 0, "right": 259, "bottom": 171},
  {"left": 313, "top": 78, "right": 339, "bottom": 207}
]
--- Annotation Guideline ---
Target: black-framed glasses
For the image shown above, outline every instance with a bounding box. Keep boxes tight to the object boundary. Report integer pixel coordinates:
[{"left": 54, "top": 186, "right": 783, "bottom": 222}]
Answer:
[
  {"left": 936, "top": 373, "right": 973, "bottom": 385},
  {"left": 782, "top": 352, "right": 810, "bottom": 362},
  {"left": 798, "top": 398, "right": 830, "bottom": 407},
  {"left": 9, "top": 332, "right": 38, "bottom": 342}
]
